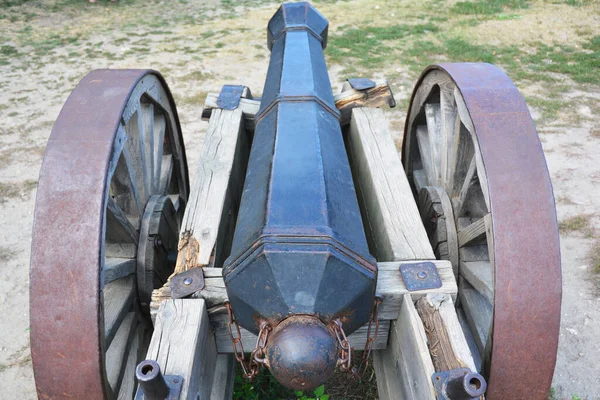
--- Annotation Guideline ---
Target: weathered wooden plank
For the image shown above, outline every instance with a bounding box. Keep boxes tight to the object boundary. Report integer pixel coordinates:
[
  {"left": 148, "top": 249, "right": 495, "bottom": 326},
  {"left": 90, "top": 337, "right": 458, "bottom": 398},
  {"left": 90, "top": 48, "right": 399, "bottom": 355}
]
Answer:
[
  {"left": 415, "top": 294, "right": 476, "bottom": 372},
  {"left": 104, "top": 275, "right": 135, "bottom": 347},
  {"left": 106, "top": 196, "right": 139, "bottom": 244},
  {"left": 347, "top": 108, "right": 434, "bottom": 262},
  {"left": 202, "top": 94, "right": 259, "bottom": 132},
  {"left": 336, "top": 79, "right": 395, "bottom": 125},
  {"left": 176, "top": 108, "right": 245, "bottom": 272},
  {"left": 210, "top": 312, "right": 389, "bottom": 353},
  {"left": 424, "top": 103, "right": 441, "bottom": 186},
  {"left": 460, "top": 260, "right": 493, "bottom": 304},
  {"left": 117, "top": 328, "right": 140, "bottom": 400},
  {"left": 376, "top": 261, "right": 457, "bottom": 320},
  {"left": 440, "top": 86, "right": 457, "bottom": 186},
  {"left": 210, "top": 355, "right": 236, "bottom": 400},
  {"left": 416, "top": 125, "right": 435, "bottom": 186},
  {"left": 374, "top": 294, "right": 436, "bottom": 400},
  {"left": 435, "top": 187, "right": 459, "bottom": 274},
  {"left": 103, "top": 257, "right": 136, "bottom": 284},
  {"left": 146, "top": 299, "right": 218, "bottom": 400},
  {"left": 202, "top": 79, "right": 395, "bottom": 130},
  {"left": 412, "top": 168, "right": 428, "bottom": 194},
  {"left": 106, "top": 312, "right": 136, "bottom": 391},
  {"left": 458, "top": 277, "right": 492, "bottom": 355},
  {"left": 185, "top": 261, "right": 456, "bottom": 323}
]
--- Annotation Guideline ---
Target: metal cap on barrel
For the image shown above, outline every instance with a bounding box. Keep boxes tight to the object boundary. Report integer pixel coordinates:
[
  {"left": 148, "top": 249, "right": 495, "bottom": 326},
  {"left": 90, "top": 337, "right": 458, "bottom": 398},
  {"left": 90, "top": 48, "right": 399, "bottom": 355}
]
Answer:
[
  {"left": 265, "top": 316, "right": 338, "bottom": 391},
  {"left": 267, "top": 2, "right": 329, "bottom": 50}
]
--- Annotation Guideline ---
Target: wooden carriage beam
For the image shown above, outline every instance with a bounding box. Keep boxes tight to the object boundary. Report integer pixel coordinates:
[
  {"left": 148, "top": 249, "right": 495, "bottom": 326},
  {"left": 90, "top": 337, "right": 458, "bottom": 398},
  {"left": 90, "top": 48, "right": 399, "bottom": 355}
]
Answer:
[{"left": 202, "top": 79, "right": 395, "bottom": 130}]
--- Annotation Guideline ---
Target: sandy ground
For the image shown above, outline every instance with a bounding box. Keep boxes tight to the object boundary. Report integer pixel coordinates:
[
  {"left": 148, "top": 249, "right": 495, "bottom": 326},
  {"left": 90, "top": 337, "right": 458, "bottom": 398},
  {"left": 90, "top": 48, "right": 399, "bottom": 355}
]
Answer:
[{"left": 0, "top": 1, "right": 599, "bottom": 399}]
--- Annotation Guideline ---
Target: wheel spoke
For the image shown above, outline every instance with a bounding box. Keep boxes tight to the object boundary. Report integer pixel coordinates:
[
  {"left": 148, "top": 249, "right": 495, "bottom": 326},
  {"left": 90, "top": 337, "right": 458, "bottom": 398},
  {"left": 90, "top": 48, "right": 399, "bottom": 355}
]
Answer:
[
  {"left": 440, "top": 87, "right": 457, "bottom": 188},
  {"left": 110, "top": 144, "right": 142, "bottom": 220},
  {"left": 474, "top": 150, "right": 491, "bottom": 211},
  {"left": 456, "top": 155, "right": 476, "bottom": 213},
  {"left": 447, "top": 118, "right": 474, "bottom": 199},
  {"left": 159, "top": 154, "right": 174, "bottom": 194},
  {"left": 125, "top": 111, "right": 149, "bottom": 205},
  {"left": 459, "top": 277, "right": 492, "bottom": 356},
  {"left": 104, "top": 275, "right": 136, "bottom": 347},
  {"left": 103, "top": 257, "right": 136, "bottom": 284},
  {"left": 106, "top": 197, "right": 140, "bottom": 244},
  {"left": 141, "top": 102, "right": 155, "bottom": 195},
  {"left": 106, "top": 312, "right": 137, "bottom": 391},
  {"left": 117, "top": 329, "right": 140, "bottom": 400},
  {"left": 416, "top": 125, "right": 434, "bottom": 185},
  {"left": 458, "top": 213, "right": 490, "bottom": 247},
  {"left": 460, "top": 261, "right": 493, "bottom": 304},
  {"left": 154, "top": 112, "right": 166, "bottom": 191},
  {"left": 412, "top": 169, "right": 428, "bottom": 194},
  {"left": 454, "top": 87, "right": 474, "bottom": 134},
  {"left": 424, "top": 103, "right": 442, "bottom": 186}
]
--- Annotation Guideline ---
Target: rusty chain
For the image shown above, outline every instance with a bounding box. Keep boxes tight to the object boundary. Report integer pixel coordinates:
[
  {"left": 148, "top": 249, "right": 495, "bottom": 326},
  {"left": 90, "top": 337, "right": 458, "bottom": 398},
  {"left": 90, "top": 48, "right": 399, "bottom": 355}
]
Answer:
[
  {"left": 353, "top": 295, "right": 383, "bottom": 378},
  {"left": 332, "top": 319, "right": 352, "bottom": 371},
  {"left": 224, "top": 301, "right": 271, "bottom": 380},
  {"left": 331, "top": 295, "right": 383, "bottom": 379}
]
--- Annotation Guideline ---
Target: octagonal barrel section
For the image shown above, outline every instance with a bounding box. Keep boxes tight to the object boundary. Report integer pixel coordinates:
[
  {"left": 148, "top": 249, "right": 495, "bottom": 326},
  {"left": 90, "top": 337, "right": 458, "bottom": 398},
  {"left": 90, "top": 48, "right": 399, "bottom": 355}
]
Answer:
[{"left": 223, "top": 2, "right": 377, "bottom": 335}]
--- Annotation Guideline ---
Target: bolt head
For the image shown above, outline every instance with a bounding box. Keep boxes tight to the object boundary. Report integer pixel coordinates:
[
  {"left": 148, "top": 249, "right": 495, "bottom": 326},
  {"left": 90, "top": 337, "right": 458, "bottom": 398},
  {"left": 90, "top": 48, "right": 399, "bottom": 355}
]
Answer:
[
  {"left": 183, "top": 277, "right": 193, "bottom": 286},
  {"left": 417, "top": 271, "right": 428, "bottom": 280}
]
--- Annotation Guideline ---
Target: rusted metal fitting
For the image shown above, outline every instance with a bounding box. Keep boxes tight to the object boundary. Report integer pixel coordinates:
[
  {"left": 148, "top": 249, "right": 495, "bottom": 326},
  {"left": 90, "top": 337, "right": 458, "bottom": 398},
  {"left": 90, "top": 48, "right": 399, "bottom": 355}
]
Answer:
[
  {"left": 432, "top": 368, "right": 487, "bottom": 400},
  {"left": 264, "top": 315, "right": 338, "bottom": 391},
  {"left": 135, "top": 360, "right": 183, "bottom": 400}
]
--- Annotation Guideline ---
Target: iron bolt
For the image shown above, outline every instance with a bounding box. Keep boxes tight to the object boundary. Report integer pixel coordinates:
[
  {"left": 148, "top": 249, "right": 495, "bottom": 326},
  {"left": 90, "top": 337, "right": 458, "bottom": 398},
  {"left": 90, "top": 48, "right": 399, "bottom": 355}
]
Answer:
[
  {"left": 183, "top": 277, "right": 193, "bottom": 286},
  {"left": 417, "top": 271, "right": 427, "bottom": 280}
]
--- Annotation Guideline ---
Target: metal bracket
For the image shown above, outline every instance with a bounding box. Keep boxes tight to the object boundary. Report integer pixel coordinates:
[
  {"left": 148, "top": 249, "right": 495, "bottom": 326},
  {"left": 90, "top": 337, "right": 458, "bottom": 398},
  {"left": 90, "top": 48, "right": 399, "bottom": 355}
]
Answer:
[
  {"left": 217, "top": 85, "right": 252, "bottom": 110},
  {"left": 347, "top": 77, "right": 376, "bottom": 91},
  {"left": 171, "top": 267, "right": 205, "bottom": 299},
  {"left": 432, "top": 368, "right": 487, "bottom": 400},
  {"left": 399, "top": 261, "right": 442, "bottom": 291}
]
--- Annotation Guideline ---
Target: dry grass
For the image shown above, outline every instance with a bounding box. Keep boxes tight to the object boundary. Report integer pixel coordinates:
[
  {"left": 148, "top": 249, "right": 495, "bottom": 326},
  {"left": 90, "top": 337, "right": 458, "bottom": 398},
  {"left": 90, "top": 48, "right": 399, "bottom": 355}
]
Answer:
[
  {"left": 0, "top": 246, "right": 17, "bottom": 263},
  {"left": 589, "top": 241, "right": 600, "bottom": 274},
  {"left": 0, "top": 180, "right": 38, "bottom": 203},
  {"left": 558, "top": 214, "right": 592, "bottom": 234}
]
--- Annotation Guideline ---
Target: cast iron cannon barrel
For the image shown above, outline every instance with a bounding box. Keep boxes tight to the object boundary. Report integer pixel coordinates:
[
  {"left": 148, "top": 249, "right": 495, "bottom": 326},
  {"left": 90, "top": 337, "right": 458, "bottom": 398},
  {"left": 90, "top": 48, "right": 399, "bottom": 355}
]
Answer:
[{"left": 222, "top": 1, "right": 377, "bottom": 390}]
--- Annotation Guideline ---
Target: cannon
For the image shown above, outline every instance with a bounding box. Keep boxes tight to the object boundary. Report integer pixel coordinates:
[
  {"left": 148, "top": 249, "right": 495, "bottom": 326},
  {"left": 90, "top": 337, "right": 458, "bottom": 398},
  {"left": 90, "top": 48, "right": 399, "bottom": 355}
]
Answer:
[{"left": 30, "top": 2, "right": 561, "bottom": 399}]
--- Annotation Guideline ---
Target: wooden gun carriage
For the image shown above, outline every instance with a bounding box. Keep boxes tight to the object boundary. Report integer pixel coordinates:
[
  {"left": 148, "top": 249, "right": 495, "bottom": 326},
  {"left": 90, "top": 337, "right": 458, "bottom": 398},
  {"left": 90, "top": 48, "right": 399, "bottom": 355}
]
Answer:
[{"left": 29, "top": 2, "right": 561, "bottom": 399}]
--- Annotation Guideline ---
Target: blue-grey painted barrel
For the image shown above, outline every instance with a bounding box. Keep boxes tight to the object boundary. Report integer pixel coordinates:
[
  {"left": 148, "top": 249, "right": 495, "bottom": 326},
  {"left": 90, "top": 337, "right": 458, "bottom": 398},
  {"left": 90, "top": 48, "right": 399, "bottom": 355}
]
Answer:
[{"left": 223, "top": 2, "right": 377, "bottom": 335}]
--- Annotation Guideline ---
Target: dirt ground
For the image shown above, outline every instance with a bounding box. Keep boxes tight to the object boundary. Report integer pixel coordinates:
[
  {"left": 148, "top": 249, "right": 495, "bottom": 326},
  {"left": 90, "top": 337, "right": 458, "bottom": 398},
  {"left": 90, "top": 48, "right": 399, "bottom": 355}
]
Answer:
[{"left": 0, "top": 0, "right": 599, "bottom": 399}]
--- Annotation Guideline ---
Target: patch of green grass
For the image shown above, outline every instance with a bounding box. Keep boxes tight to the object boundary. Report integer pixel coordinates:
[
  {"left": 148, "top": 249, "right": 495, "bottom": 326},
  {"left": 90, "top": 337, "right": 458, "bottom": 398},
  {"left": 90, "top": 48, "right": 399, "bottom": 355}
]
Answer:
[
  {"left": 445, "top": 38, "right": 495, "bottom": 63},
  {"left": 526, "top": 97, "right": 566, "bottom": 121},
  {"left": 522, "top": 36, "right": 600, "bottom": 85},
  {"left": 0, "top": 45, "right": 18, "bottom": 56},
  {"left": 233, "top": 366, "right": 295, "bottom": 400},
  {"left": 451, "top": 0, "right": 529, "bottom": 15},
  {"left": 215, "top": 42, "right": 225, "bottom": 49},
  {"left": 232, "top": 366, "right": 332, "bottom": 400},
  {"left": 327, "top": 23, "right": 439, "bottom": 68},
  {"left": 201, "top": 30, "right": 216, "bottom": 39}
]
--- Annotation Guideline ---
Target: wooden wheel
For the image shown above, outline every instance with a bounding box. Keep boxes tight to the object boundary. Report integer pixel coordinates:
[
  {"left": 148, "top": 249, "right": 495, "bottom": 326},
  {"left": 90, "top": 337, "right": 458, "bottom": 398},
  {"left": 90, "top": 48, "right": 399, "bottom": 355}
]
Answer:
[
  {"left": 30, "top": 70, "right": 189, "bottom": 399},
  {"left": 402, "top": 63, "right": 561, "bottom": 399}
]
